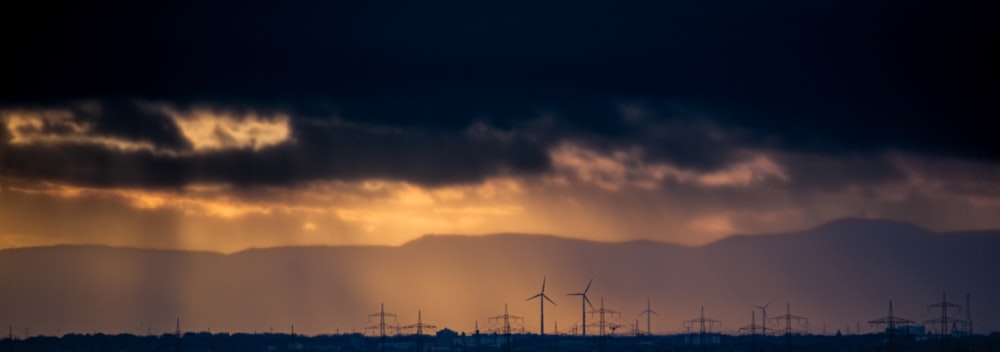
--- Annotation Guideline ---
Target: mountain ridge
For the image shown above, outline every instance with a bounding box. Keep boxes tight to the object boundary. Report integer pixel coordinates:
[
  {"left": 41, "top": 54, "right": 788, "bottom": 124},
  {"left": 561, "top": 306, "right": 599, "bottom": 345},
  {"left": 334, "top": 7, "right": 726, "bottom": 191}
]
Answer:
[
  {"left": 1, "top": 217, "right": 997, "bottom": 336},
  {"left": 1, "top": 218, "right": 985, "bottom": 255}
]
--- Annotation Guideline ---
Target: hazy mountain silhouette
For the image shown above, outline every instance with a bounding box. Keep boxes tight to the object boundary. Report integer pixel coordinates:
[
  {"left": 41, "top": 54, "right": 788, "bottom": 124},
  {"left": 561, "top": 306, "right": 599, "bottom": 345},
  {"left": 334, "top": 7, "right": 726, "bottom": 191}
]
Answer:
[{"left": 1, "top": 218, "right": 997, "bottom": 337}]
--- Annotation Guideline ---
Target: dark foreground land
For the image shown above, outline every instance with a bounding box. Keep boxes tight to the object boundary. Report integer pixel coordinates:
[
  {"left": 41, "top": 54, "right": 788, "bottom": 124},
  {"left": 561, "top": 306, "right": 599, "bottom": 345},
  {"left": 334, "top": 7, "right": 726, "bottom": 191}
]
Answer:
[{"left": 3, "top": 332, "right": 1000, "bottom": 352}]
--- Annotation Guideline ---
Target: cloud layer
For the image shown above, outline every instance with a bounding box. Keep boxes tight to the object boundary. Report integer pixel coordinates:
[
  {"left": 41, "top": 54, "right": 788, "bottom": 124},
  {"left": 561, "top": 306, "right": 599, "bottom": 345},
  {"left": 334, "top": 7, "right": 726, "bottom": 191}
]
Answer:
[{"left": 1, "top": 1, "right": 998, "bottom": 250}]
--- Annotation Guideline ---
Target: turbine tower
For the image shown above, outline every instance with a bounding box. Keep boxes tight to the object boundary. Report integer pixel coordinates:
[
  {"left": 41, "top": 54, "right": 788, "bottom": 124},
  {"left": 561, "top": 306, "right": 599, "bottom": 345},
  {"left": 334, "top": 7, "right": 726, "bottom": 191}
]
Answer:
[
  {"left": 638, "top": 297, "right": 658, "bottom": 336},
  {"left": 526, "top": 276, "right": 556, "bottom": 335},
  {"left": 567, "top": 278, "right": 595, "bottom": 336},
  {"left": 753, "top": 299, "right": 773, "bottom": 336}
]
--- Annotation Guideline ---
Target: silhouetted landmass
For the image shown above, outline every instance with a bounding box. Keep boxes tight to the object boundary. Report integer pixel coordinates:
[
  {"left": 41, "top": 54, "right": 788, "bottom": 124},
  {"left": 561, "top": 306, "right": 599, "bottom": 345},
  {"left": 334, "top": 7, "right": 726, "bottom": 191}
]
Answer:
[
  {"left": 1, "top": 218, "right": 998, "bottom": 336},
  {"left": 3, "top": 331, "right": 1000, "bottom": 352}
]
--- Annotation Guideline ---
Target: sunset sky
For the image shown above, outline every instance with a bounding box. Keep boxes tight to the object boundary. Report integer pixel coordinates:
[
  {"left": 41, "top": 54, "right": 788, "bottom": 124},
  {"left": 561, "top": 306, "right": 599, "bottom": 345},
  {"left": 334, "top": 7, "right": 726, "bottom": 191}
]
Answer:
[{"left": 1, "top": 1, "right": 997, "bottom": 253}]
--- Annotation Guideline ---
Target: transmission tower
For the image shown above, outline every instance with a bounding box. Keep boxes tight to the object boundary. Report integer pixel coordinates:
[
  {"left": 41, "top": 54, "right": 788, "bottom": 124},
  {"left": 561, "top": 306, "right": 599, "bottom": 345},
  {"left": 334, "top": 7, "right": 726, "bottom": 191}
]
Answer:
[
  {"left": 684, "top": 306, "right": 722, "bottom": 348},
  {"left": 401, "top": 310, "right": 436, "bottom": 352},
  {"left": 401, "top": 310, "right": 437, "bottom": 336},
  {"left": 769, "top": 302, "right": 807, "bottom": 335},
  {"left": 738, "top": 311, "right": 763, "bottom": 352},
  {"left": 923, "top": 292, "right": 961, "bottom": 338},
  {"left": 868, "top": 300, "right": 914, "bottom": 352},
  {"left": 488, "top": 304, "right": 525, "bottom": 348},
  {"left": 587, "top": 297, "right": 624, "bottom": 336},
  {"left": 769, "top": 302, "right": 807, "bottom": 348},
  {"left": 365, "top": 303, "right": 399, "bottom": 337}
]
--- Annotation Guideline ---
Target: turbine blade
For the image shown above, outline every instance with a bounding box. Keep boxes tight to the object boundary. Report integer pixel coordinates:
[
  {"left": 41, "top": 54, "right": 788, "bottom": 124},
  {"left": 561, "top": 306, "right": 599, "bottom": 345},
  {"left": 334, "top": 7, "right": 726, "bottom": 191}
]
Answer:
[
  {"left": 541, "top": 276, "right": 547, "bottom": 293},
  {"left": 543, "top": 294, "right": 556, "bottom": 305},
  {"left": 584, "top": 278, "right": 593, "bottom": 293},
  {"left": 584, "top": 295, "right": 594, "bottom": 309},
  {"left": 527, "top": 293, "right": 542, "bottom": 301}
]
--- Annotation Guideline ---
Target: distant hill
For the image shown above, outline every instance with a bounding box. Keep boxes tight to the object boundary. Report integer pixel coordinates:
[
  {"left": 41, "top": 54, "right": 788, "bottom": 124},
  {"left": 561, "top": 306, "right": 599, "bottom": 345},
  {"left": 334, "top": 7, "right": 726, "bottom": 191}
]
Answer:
[{"left": 1, "top": 218, "right": 997, "bottom": 336}]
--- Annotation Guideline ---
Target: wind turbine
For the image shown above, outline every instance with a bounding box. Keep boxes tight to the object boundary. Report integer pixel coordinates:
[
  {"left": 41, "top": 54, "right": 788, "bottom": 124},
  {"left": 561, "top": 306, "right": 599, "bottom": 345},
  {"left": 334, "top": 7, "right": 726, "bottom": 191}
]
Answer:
[
  {"left": 567, "top": 278, "right": 595, "bottom": 336},
  {"left": 638, "top": 297, "right": 658, "bottom": 336},
  {"left": 527, "top": 276, "right": 556, "bottom": 335},
  {"left": 753, "top": 299, "right": 773, "bottom": 336}
]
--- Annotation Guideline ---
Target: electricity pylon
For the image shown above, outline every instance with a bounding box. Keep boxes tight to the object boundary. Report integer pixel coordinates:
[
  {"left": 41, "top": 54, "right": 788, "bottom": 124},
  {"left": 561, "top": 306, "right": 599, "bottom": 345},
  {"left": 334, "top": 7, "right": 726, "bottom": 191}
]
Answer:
[
  {"left": 869, "top": 300, "right": 914, "bottom": 352},
  {"left": 923, "top": 291, "right": 961, "bottom": 337},
  {"left": 365, "top": 303, "right": 399, "bottom": 337}
]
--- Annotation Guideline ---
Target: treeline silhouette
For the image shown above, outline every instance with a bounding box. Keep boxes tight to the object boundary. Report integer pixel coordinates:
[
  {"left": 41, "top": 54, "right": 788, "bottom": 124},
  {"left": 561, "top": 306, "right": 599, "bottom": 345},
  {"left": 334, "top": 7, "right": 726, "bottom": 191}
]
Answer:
[{"left": 2, "top": 331, "right": 999, "bottom": 352}]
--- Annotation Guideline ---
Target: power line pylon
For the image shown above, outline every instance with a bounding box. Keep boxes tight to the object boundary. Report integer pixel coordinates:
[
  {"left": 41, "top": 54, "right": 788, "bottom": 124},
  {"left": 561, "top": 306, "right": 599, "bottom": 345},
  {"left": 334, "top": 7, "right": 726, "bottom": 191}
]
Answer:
[
  {"left": 365, "top": 303, "right": 399, "bottom": 337},
  {"left": 738, "top": 310, "right": 762, "bottom": 336},
  {"left": 738, "top": 311, "right": 762, "bottom": 352},
  {"left": 684, "top": 306, "right": 722, "bottom": 350},
  {"left": 401, "top": 310, "right": 437, "bottom": 336},
  {"left": 587, "top": 297, "right": 623, "bottom": 336},
  {"left": 868, "top": 300, "right": 914, "bottom": 352},
  {"left": 769, "top": 302, "right": 807, "bottom": 347},
  {"left": 402, "top": 310, "right": 436, "bottom": 352},
  {"left": 923, "top": 291, "right": 961, "bottom": 338},
  {"left": 488, "top": 304, "right": 524, "bottom": 349}
]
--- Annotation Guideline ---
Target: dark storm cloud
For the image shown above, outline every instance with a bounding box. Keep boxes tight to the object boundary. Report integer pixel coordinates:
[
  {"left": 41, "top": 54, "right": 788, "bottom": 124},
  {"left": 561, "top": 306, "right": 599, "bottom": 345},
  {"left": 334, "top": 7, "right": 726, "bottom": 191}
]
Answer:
[
  {"left": 0, "top": 114, "right": 549, "bottom": 187},
  {"left": 1, "top": 0, "right": 996, "bottom": 187},
  {"left": 71, "top": 101, "right": 191, "bottom": 150}
]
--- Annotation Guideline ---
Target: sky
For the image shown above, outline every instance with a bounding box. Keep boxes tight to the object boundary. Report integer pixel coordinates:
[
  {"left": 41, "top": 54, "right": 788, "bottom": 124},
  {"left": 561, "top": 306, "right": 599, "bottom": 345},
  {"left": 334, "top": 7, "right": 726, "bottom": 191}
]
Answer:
[{"left": 1, "top": 1, "right": 998, "bottom": 253}]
